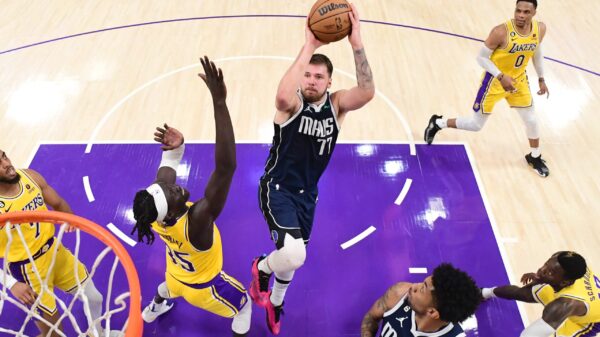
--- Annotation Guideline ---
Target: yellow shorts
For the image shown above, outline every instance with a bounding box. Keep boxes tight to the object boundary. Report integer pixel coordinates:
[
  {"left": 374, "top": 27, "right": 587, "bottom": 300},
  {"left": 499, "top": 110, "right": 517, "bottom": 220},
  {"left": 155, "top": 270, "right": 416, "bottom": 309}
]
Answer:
[
  {"left": 472, "top": 72, "right": 532, "bottom": 114},
  {"left": 165, "top": 270, "right": 247, "bottom": 318},
  {"left": 554, "top": 320, "right": 599, "bottom": 337},
  {"left": 8, "top": 238, "right": 89, "bottom": 316}
]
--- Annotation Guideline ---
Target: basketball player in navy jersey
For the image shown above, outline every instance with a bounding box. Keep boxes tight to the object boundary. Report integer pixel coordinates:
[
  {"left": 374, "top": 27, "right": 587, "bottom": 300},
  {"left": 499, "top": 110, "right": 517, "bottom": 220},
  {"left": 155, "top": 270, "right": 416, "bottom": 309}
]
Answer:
[
  {"left": 249, "top": 4, "right": 375, "bottom": 334},
  {"left": 361, "top": 264, "right": 481, "bottom": 337}
]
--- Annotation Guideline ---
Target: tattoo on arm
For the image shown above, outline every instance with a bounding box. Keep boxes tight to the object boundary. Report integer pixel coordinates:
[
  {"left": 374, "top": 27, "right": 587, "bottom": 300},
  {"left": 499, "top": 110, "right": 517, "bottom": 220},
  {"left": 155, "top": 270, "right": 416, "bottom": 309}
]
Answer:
[
  {"left": 361, "top": 286, "right": 393, "bottom": 337},
  {"left": 353, "top": 48, "right": 374, "bottom": 91},
  {"left": 361, "top": 313, "right": 379, "bottom": 337}
]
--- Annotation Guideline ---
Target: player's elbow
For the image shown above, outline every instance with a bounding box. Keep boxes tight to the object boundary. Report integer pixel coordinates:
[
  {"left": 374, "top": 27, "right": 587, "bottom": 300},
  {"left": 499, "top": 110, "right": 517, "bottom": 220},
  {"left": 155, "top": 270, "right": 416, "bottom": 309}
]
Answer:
[{"left": 275, "top": 95, "right": 293, "bottom": 112}]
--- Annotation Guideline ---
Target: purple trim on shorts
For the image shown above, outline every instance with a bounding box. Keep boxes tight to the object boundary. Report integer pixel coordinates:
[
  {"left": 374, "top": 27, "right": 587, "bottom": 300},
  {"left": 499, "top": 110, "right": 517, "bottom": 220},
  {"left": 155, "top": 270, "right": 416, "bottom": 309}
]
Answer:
[
  {"left": 172, "top": 272, "right": 246, "bottom": 311},
  {"left": 473, "top": 72, "right": 494, "bottom": 112},
  {"left": 579, "top": 323, "right": 600, "bottom": 337},
  {"left": 8, "top": 237, "right": 55, "bottom": 279}
]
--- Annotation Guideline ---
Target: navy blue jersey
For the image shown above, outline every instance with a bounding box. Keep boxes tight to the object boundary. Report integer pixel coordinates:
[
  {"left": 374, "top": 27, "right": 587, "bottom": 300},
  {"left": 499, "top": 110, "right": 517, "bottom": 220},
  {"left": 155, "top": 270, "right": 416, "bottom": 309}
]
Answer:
[
  {"left": 380, "top": 296, "right": 466, "bottom": 337},
  {"left": 262, "top": 91, "right": 340, "bottom": 189}
]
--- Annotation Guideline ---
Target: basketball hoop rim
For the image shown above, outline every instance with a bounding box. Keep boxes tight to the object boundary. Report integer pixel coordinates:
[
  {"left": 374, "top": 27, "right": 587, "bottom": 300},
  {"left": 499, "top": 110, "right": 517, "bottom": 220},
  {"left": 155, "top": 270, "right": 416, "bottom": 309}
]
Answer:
[{"left": 0, "top": 210, "right": 143, "bottom": 337}]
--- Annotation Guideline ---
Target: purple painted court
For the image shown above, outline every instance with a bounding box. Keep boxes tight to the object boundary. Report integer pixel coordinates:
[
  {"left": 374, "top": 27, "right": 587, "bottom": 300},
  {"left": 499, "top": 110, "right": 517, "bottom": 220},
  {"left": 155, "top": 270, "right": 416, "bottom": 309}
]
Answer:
[{"left": 2, "top": 143, "right": 524, "bottom": 336}]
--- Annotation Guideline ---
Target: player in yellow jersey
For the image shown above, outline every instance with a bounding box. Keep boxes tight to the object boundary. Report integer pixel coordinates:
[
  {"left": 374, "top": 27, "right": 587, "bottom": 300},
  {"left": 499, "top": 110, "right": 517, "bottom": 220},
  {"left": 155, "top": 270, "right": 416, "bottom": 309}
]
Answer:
[
  {"left": 481, "top": 251, "right": 600, "bottom": 336},
  {"left": 131, "top": 56, "right": 251, "bottom": 337},
  {"left": 424, "top": 0, "right": 550, "bottom": 177},
  {"left": 0, "top": 150, "right": 121, "bottom": 337}
]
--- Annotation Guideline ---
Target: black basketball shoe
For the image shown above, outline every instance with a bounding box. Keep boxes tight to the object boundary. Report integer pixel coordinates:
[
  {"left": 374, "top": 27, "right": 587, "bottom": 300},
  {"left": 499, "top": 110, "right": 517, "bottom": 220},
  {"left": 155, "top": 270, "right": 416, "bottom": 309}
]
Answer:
[
  {"left": 525, "top": 153, "right": 549, "bottom": 177},
  {"left": 424, "top": 114, "right": 443, "bottom": 144}
]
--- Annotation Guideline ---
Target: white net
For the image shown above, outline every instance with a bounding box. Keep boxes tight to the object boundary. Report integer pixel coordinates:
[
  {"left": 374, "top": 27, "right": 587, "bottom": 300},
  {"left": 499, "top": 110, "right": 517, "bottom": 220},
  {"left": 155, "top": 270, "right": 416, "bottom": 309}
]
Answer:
[{"left": 1, "top": 220, "right": 133, "bottom": 337}]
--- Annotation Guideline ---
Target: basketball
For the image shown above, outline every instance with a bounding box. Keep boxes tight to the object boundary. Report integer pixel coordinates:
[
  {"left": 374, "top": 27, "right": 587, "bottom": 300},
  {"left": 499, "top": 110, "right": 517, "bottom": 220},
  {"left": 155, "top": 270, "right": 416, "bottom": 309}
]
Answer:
[{"left": 308, "top": 0, "right": 352, "bottom": 43}]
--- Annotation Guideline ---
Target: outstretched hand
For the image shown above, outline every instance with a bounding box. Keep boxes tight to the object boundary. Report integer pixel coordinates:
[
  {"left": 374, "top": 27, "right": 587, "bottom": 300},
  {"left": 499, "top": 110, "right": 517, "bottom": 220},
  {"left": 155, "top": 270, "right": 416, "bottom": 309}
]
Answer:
[
  {"left": 154, "top": 123, "right": 184, "bottom": 151},
  {"left": 198, "top": 56, "right": 227, "bottom": 101}
]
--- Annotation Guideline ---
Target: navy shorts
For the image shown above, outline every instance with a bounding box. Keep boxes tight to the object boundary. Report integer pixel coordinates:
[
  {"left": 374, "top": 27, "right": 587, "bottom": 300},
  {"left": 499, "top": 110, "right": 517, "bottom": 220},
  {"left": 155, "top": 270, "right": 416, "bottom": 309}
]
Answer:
[{"left": 258, "top": 178, "right": 318, "bottom": 249}]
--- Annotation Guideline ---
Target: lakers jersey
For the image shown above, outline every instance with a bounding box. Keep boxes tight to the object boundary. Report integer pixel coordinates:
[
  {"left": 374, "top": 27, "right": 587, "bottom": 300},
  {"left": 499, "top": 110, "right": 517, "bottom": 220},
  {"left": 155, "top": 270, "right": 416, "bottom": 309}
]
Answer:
[
  {"left": 262, "top": 90, "right": 340, "bottom": 189},
  {"left": 151, "top": 202, "right": 223, "bottom": 284},
  {"left": 533, "top": 269, "right": 600, "bottom": 328},
  {"left": 0, "top": 169, "right": 54, "bottom": 262},
  {"left": 490, "top": 19, "right": 540, "bottom": 79},
  {"left": 380, "top": 295, "right": 466, "bottom": 337}
]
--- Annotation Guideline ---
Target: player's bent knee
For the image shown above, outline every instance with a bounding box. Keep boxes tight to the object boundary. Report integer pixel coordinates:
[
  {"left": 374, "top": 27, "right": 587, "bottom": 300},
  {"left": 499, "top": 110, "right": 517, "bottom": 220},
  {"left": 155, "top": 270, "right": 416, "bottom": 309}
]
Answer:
[{"left": 281, "top": 238, "right": 306, "bottom": 270}]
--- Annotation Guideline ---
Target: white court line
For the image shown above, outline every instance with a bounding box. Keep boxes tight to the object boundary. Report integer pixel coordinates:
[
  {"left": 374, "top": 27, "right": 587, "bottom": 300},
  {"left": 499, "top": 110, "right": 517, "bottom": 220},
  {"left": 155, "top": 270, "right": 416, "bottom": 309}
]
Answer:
[
  {"left": 106, "top": 223, "right": 137, "bottom": 247},
  {"left": 82, "top": 176, "right": 95, "bottom": 202},
  {"left": 340, "top": 226, "right": 376, "bottom": 250},
  {"left": 464, "top": 143, "right": 529, "bottom": 326},
  {"left": 394, "top": 178, "right": 413, "bottom": 205},
  {"left": 24, "top": 142, "right": 41, "bottom": 167},
  {"left": 409, "top": 267, "right": 428, "bottom": 274},
  {"left": 85, "top": 55, "right": 415, "bottom": 155}
]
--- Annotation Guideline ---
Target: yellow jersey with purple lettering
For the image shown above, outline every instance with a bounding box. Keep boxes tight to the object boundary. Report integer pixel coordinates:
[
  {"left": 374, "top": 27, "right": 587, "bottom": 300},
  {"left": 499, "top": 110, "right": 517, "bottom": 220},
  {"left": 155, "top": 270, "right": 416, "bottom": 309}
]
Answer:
[
  {"left": 151, "top": 202, "right": 223, "bottom": 284},
  {"left": 0, "top": 169, "right": 54, "bottom": 262},
  {"left": 533, "top": 268, "right": 600, "bottom": 335},
  {"left": 490, "top": 19, "right": 540, "bottom": 79}
]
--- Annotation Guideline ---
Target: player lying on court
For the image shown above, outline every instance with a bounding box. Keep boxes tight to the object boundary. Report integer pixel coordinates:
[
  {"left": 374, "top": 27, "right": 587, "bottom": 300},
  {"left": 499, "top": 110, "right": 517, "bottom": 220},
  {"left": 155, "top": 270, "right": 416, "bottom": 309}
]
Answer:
[
  {"left": 424, "top": 0, "right": 550, "bottom": 177},
  {"left": 249, "top": 3, "right": 375, "bottom": 335},
  {"left": 482, "top": 251, "right": 600, "bottom": 337},
  {"left": 131, "top": 56, "right": 251, "bottom": 337},
  {"left": 0, "top": 149, "right": 121, "bottom": 337},
  {"left": 361, "top": 263, "right": 481, "bottom": 337}
]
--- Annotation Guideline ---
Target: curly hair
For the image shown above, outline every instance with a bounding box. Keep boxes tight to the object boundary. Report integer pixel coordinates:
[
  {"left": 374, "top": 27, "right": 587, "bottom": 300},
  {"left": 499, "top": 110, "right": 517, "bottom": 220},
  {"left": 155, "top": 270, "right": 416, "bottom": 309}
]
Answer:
[
  {"left": 431, "top": 263, "right": 481, "bottom": 323},
  {"left": 132, "top": 190, "right": 157, "bottom": 244}
]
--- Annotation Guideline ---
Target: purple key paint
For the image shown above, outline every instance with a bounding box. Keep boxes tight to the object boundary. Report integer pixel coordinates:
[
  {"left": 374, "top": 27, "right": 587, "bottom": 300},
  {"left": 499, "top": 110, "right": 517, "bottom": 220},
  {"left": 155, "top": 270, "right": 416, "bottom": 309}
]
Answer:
[{"left": 1, "top": 143, "right": 523, "bottom": 336}]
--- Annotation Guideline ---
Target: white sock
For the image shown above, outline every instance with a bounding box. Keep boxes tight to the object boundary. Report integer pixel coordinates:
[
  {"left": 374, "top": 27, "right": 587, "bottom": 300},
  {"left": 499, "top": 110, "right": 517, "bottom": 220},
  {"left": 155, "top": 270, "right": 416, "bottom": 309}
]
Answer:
[
  {"left": 436, "top": 118, "right": 448, "bottom": 128},
  {"left": 270, "top": 271, "right": 294, "bottom": 307},
  {"left": 231, "top": 294, "right": 252, "bottom": 334},
  {"left": 531, "top": 147, "right": 541, "bottom": 158},
  {"left": 81, "top": 281, "right": 104, "bottom": 335},
  {"left": 258, "top": 257, "right": 273, "bottom": 274}
]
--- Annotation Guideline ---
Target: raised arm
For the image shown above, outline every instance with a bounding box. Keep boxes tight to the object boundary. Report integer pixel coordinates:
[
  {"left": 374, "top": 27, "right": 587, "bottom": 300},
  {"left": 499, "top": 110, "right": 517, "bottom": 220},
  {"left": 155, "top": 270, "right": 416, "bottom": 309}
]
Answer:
[
  {"left": 335, "top": 3, "right": 375, "bottom": 115},
  {"left": 361, "top": 282, "right": 410, "bottom": 337},
  {"left": 188, "top": 56, "right": 236, "bottom": 247},
  {"left": 25, "top": 169, "right": 72, "bottom": 214},
  {"left": 275, "top": 21, "right": 328, "bottom": 116}
]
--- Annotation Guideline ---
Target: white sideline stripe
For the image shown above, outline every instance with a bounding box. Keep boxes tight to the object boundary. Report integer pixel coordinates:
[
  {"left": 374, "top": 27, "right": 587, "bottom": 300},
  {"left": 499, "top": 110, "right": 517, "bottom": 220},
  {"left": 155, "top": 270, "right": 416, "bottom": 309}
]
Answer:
[
  {"left": 340, "top": 226, "right": 376, "bottom": 250},
  {"left": 394, "top": 179, "right": 413, "bottom": 205},
  {"left": 82, "top": 176, "right": 95, "bottom": 202},
  {"left": 463, "top": 143, "right": 529, "bottom": 326},
  {"left": 409, "top": 268, "right": 428, "bottom": 274},
  {"left": 86, "top": 55, "right": 414, "bottom": 155},
  {"left": 107, "top": 223, "right": 137, "bottom": 247}
]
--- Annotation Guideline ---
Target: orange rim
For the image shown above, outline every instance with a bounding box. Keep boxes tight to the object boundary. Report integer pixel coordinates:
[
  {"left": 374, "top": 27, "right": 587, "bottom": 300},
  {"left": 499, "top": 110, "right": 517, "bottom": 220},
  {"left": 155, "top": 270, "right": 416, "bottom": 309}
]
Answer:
[{"left": 0, "top": 210, "right": 143, "bottom": 337}]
